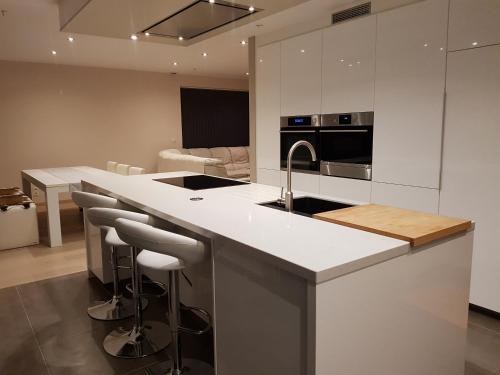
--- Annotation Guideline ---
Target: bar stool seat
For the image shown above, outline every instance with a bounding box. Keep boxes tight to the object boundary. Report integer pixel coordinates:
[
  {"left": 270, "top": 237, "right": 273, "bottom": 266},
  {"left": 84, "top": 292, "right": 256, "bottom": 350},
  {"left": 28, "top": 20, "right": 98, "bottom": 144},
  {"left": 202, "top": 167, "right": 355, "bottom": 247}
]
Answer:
[
  {"left": 115, "top": 218, "right": 213, "bottom": 375},
  {"left": 137, "top": 250, "right": 183, "bottom": 271},
  {"left": 104, "top": 227, "right": 129, "bottom": 248}
]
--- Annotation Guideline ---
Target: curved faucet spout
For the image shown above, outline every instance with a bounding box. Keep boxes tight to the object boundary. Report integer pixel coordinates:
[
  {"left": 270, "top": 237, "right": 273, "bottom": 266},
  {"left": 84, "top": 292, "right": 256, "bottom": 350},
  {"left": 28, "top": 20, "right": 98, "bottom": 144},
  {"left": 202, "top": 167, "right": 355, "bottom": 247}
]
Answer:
[{"left": 285, "top": 141, "right": 317, "bottom": 212}]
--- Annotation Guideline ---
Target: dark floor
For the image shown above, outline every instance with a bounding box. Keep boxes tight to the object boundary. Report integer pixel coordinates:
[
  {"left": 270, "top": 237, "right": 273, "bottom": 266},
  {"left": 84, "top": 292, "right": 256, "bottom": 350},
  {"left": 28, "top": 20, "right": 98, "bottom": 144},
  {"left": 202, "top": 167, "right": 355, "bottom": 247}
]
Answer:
[
  {"left": 0, "top": 272, "right": 499, "bottom": 375},
  {"left": 0, "top": 272, "right": 213, "bottom": 375}
]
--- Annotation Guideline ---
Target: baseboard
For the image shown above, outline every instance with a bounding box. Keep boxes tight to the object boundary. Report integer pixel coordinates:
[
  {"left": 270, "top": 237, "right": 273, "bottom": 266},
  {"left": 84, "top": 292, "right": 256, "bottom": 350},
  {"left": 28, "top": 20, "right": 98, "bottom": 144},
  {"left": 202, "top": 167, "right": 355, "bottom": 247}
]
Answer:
[{"left": 470, "top": 303, "right": 500, "bottom": 320}]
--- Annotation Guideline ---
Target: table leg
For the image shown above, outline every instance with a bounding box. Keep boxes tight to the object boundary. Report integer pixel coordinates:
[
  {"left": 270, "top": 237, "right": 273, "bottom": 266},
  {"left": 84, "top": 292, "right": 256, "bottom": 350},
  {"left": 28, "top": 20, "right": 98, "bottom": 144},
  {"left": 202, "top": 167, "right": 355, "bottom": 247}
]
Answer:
[
  {"left": 21, "top": 177, "right": 32, "bottom": 197},
  {"left": 45, "top": 188, "right": 63, "bottom": 247}
]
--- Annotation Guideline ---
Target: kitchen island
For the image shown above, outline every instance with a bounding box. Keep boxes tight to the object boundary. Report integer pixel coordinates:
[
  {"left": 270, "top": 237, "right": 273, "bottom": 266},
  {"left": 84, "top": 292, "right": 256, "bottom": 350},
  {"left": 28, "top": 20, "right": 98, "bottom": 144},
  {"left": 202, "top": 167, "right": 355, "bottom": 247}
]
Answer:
[{"left": 81, "top": 171, "right": 473, "bottom": 375}]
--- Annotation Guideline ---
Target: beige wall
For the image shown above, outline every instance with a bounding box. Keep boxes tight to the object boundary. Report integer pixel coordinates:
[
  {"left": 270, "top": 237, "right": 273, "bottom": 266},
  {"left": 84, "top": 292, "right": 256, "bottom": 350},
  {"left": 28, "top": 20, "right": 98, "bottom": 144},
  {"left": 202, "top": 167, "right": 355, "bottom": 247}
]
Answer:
[{"left": 0, "top": 60, "right": 248, "bottom": 187}]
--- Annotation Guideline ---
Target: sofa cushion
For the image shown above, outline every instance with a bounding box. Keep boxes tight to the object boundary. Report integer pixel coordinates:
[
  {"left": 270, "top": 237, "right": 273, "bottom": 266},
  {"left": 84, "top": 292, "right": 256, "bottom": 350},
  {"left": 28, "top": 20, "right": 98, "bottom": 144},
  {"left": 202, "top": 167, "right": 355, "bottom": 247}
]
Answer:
[
  {"left": 228, "top": 147, "right": 249, "bottom": 164},
  {"left": 224, "top": 162, "right": 251, "bottom": 178},
  {"left": 209, "top": 147, "right": 232, "bottom": 164},
  {"left": 189, "top": 148, "right": 212, "bottom": 158}
]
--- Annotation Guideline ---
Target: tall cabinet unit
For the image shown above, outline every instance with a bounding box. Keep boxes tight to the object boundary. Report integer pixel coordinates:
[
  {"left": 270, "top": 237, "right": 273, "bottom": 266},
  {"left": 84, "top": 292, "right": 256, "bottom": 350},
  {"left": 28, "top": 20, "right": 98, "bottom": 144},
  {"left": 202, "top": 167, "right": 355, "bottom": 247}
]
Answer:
[
  {"left": 280, "top": 30, "right": 322, "bottom": 116},
  {"left": 256, "top": 42, "right": 281, "bottom": 186},
  {"left": 321, "top": 14, "right": 376, "bottom": 113},
  {"left": 372, "top": 0, "right": 448, "bottom": 190},
  {"left": 440, "top": 45, "right": 500, "bottom": 313}
]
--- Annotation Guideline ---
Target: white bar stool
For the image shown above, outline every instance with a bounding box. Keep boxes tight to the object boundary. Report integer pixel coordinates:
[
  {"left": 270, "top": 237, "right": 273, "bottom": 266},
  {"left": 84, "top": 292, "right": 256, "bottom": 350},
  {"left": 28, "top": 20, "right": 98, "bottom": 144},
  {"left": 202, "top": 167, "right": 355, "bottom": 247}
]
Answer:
[
  {"left": 116, "top": 163, "right": 130, "bottom": 175},
  {"left": 88, "top": 208, "right": 171, "bottom": 359},
  {"left": 115, "top": 218, "right": 214, "bottom": 375},
  {"left": 106, "top": 161, "right": 118, "bottom": 173},
  {"left": 72, "top": 192, "right": 137, "bottom": 321},
  {"left": 128, "top": 166, "right": 146, "bottom": 175}
]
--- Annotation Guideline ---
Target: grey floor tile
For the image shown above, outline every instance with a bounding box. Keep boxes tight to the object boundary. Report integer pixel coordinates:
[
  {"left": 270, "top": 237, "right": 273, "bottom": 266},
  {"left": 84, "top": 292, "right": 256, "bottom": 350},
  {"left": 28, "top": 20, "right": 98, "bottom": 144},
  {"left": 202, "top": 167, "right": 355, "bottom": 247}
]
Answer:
[
  {"left": 464, "top": 361, "right": 497, "bottom": 375},
  {"left": 466, "top": 322, "right": 500, "bottom": 374},
  {"left": 469, "top": 310, "right": 500, "bottom": 334}
]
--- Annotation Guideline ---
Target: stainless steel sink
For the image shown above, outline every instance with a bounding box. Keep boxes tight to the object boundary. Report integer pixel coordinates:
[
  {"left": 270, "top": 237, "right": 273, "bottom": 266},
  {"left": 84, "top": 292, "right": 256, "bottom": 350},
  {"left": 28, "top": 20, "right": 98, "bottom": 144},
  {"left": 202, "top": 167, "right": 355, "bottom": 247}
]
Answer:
[{"left": 258, "top": 196, "right": 352, "bottom": 217}]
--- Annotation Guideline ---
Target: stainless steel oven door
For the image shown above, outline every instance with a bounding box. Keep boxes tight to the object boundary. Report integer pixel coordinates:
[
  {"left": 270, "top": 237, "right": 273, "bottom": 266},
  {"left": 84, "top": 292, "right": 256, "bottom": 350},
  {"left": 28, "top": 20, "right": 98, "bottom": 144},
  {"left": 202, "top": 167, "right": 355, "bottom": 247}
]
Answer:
[
  {"left": 319, "top": 126, "right": 373, "bottom": 180},
  {"left": 280, "top": 128, "right": 320, "bottom": 174}
]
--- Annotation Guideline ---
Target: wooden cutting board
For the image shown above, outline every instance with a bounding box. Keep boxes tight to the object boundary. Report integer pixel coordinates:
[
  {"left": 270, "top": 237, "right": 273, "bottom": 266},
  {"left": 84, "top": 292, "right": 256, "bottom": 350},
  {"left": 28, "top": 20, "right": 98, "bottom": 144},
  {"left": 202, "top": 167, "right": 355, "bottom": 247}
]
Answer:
[{"left": 313, "top": 204, "right": 472, "bottom": 247}]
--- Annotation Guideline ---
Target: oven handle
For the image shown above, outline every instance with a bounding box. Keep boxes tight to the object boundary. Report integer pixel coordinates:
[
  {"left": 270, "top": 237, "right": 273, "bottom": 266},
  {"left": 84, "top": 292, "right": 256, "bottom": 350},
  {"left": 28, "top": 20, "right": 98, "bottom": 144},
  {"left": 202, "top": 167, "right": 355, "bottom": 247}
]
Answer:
[
  {"left": 280, "top": 130, "right": 317, "bottom": 133},
  {"left": 319, "top": 129, "right": 368, "bottom": 133}
]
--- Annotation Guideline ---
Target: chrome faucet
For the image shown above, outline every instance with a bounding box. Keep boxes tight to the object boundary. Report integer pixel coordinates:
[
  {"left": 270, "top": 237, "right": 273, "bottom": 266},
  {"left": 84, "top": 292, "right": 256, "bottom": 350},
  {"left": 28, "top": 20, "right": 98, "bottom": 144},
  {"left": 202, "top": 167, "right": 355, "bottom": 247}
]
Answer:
[{"left": 285, "top": 140, "right": 317, "bottom": 212}]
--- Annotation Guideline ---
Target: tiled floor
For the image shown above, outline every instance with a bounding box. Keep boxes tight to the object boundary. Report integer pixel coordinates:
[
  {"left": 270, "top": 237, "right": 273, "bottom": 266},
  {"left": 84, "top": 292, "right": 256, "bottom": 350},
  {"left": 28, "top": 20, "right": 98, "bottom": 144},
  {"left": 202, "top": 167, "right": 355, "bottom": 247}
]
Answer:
[{"left": 0, "top": 272, "right": 214, "bottom": 375}]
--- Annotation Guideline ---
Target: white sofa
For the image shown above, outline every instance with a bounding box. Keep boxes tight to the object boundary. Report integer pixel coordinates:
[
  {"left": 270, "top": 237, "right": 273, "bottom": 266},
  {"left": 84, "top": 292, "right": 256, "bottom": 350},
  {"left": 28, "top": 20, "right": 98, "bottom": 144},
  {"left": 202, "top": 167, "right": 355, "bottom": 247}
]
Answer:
[{"left": 157, "top": 146, "right": 250, "bottom": 180}]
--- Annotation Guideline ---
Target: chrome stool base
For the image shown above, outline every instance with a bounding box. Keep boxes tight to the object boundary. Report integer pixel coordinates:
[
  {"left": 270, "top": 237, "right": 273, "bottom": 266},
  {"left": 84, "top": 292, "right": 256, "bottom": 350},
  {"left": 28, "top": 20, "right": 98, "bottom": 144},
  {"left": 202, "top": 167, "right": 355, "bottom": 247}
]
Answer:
[
  {"left": 145, "top": 358, "right": 214, "bottom": 375},
  {"left": 103, "top": 320, "right": 170, "bottom": 358},
  {"left": 87, "top": 296, "right": 149, "bottom": 321}
]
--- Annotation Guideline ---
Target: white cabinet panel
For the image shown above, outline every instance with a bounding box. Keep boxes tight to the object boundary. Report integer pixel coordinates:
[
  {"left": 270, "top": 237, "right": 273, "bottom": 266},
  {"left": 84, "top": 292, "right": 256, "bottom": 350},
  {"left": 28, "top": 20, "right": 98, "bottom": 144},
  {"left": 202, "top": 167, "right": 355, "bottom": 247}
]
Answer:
[
  {"left": 281, "top": 30, "right": 322, "bottom": 116},
  {"left": 322, "top": 15, "right": 376, "bottom": 113},
  {"left": 371, "top": 182, "right": 439, "bottom": 214},
  {"left": 440, "top": 45, "right": 500, "bottom": 312},
  {"left": 373, "top": 0, "right": 448, "bottom": 189},
  {"left": 319, "top": 176, "right": 371, "bottom": 203},
  {"left": 448, "top": 0, "right": 500, "bottom": 51},
  {"left": 280, "top": 171, "right": 319, "bottom": 194},
  {"left": 257, "top": 168, "right": 281, "bottom": 187},
  {"left": 256, "top": 43, "right": 281, "bottom": 171}
]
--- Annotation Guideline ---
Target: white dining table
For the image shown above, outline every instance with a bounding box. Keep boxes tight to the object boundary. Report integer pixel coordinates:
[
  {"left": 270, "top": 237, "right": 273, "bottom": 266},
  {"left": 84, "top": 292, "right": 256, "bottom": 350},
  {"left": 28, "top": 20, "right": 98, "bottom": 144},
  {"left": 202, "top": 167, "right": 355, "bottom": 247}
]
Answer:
[{"left": 21, "top": 166, "right": 112, "bottom": 247}]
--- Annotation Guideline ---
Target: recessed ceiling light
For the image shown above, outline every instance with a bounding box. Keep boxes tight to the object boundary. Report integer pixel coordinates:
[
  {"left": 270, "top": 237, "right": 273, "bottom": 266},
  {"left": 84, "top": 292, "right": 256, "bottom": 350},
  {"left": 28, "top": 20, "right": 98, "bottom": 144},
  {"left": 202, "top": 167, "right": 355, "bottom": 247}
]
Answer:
[
  {"left": 145, "top": 32, "right": 150, "bottom": 36},
  {"left": 173, "top": 62, "right": 178, "bottom": 66},
  {"left": 259, "top": 59, "right": 263, "bottom": 63},
  {"left": 472, "top": 41, "right": 478, "bottom": 46},
  {"left": 424, "top": 43, "right": 428, "bottom": 47},
  {"left": 130, "top": 34, "right": 138, "bottom": 40},
  {"left": 240, "top": 40, "right": 247, "bottom": 45},
  {"left": 209, "top": 0, "right": 215, "bottom": 3},
  {"left": 300, "top": 49, "right": 305, "bottom": 53},
  {"left": 51, "top": 50, "right": 57, "bottom": 55},
  {"left": 67, "top": 36, "right": 74, "bottom": 42},
  {"left": 356, "top": 61, "right": 360, "bottom": 64},
  {"left": 340, "top": 59, "right": 344, "bottom": 62},
  {"left": 440, "top": 47, "right": 444, "bottom": 51},
  {"left": 202, "top": 52, "right": 208, "bottom": 57},
  {"left": 245, "top": 72, "right": 250, "bottom": 76},
  {"left": 348, "top": 64, "right": 353, "bottom": 67},
  {"left": 249, "top": 6, "right": 255, "bottom": 12},
  {"left": 178, "top": 36, "right": 184, "bottom": 41}
]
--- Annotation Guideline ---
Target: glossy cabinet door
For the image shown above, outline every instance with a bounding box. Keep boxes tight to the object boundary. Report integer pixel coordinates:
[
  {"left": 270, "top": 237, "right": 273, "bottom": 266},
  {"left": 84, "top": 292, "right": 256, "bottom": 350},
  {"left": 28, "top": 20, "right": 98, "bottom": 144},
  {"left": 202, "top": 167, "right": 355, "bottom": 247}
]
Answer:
[
  {"left": 322, "top": 15, "right": 376, "bottom": 113},
  {"left": 280, "top": 171, "right": 320, "bottom": 194},
  {"left": 448, "top": 0, "right": 500, "bottom": 51},
  {"left": 280, "top": 30, "right": 322, "bottom": 116},
  {"left": 440, "top": 45, "right": 500, "bottom": 312},
  {"left": 256, "top": 43, "right": 281, "bottom": 171},
  {"left": 257, "top": 168, "right": 281, "bottom": 187},
  {"left": 371, "top": 182, "right": 439, "bottom": 214},
  {"left": 319, "top": 176, "right": 371, "bottom": 203},
  {"left": 372, "top": 0, "right": 448, "bottom": 189}
]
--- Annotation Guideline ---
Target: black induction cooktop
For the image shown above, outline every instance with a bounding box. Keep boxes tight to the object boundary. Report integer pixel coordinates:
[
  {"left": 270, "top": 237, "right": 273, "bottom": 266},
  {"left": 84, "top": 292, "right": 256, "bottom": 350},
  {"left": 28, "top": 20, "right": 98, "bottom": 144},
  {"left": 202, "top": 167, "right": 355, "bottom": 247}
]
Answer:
[{"left": 154, "top": 175, "right": 248, "bottom": 190}]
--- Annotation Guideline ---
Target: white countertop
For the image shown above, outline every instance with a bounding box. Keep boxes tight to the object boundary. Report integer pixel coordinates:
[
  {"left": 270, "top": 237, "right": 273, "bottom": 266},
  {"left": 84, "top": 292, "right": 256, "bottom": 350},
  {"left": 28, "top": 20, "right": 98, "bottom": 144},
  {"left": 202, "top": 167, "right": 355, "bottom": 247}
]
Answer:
[{"left": 82, "top": 171, "right": 410, "bottom": 283}]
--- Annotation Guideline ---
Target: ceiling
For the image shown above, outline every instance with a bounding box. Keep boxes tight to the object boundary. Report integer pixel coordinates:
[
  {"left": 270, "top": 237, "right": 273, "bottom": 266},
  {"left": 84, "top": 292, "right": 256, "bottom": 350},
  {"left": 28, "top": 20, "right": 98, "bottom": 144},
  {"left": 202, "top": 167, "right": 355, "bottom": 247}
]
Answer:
[{"left": 0, "top": 0, "right": 358, "bottom": 78}]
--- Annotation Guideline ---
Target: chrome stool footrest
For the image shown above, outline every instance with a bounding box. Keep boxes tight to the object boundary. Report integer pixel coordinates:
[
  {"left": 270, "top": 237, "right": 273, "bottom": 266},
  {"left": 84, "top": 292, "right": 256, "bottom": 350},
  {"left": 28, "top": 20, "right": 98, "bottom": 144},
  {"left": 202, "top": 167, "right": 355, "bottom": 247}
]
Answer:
[
  {"left": 179, "top": 306, "right": 212, "bottom": 335},
  {"left": 125, "top": 279, "right": 167, "bottom": 298}
]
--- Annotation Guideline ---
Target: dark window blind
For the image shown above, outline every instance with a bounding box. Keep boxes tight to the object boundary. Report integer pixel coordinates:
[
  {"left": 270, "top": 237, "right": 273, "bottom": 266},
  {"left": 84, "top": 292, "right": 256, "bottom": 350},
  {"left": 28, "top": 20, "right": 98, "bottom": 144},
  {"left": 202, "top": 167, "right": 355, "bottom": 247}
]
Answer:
[{"left": 181, "top": 88, "right": 249, "bottom": 148}]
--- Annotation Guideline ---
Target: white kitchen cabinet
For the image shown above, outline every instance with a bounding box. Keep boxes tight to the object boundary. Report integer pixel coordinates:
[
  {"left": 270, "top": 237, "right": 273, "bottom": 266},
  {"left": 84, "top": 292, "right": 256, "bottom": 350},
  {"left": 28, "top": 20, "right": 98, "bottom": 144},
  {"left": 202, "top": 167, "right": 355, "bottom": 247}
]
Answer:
[
  {"left": 372, "top": 0, "right": 448, "bottom": 189},
  {"left": 371, "top": 182, "right": 439, "bottom": 214},
  {"left": 321, "top": 15, "right": 376, "bottom": 113},
  {"left": 280, "top": 171, "right": 319, "bottom": 194},
  {"left": 280, "top": 30, "right": 322, "bottom": 116},
  {"left": 440, "top": 44, "right": 500, "bottom": 313},
  {"left": 257, "top": 168, "right": 281, "bottom": 187},
  {"left": 319, "top": 176, "right": 371, "bottom": 203},
  {"left": 256, "top": 42, "right": 281, "bottom": 171},
  {"left": 448, "top": 0, "right": 500, "bottom": 51}
]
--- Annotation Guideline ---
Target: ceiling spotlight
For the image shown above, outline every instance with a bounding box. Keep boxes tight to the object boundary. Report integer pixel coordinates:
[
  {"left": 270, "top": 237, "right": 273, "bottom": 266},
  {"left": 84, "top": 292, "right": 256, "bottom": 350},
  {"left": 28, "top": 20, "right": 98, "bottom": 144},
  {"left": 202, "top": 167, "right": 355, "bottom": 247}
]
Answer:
[
  {"left": 356, "top": 61, "right": 360, "bottom": 64},
  {"left": 173, "top": 62, "right": 178, "bottom": 66},
  {"left": 340, "top": 58, "right": 344, "bottom": 62},
  {"left": 348, "top": 63, "right": 353, "bottom": 67},
  {"left": 240, "top": 40, "right": 247, "bottom": 45},
  {"left": 440, "top": 47, "right": 444, "bottom": 51},
  {"left": 249, "top": 6, "right": 255, "bottom": 12},
  {"left": 472, "top": 41, "right": 478, "bottom": 46},
  {"left": 178, "top": 36, "right": 184, "bottom": 41},
  {"left": 130, "top": 34, "right": 138, "bottom": 40},
  {"left": 202, "top": 52, "right": 208, "bottom": 57},
  {"left": 67, "top": 36, "right": 74, "bottom": 42},
  {"left": 145, "top": 32, "right": 150, "bottom": 36},
  {"left": 245, "top": 72, "right": 250, "bottom": 76},
  {"left": 259, "top": 59, "right": 263, "bottom": 63},
  {"left": 300, "top": 49, "right": 305, "bottom": 53},
  {"left": 51, "top": 50, "right": 57, "bottom": 55},
  {"left": 209, "top": 0, "right": 215, "bottom": 3}
]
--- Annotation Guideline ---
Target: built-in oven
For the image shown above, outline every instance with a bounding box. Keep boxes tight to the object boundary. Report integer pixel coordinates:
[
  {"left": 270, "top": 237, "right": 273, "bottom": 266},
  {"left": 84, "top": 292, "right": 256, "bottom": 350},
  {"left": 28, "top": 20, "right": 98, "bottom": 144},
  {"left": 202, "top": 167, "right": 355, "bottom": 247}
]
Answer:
[
  {"left": 319, "top": 112, "right": 374, "bottom": 180},
  {"left": 280, "top": 115, "right": 320, "bottom": 174}
]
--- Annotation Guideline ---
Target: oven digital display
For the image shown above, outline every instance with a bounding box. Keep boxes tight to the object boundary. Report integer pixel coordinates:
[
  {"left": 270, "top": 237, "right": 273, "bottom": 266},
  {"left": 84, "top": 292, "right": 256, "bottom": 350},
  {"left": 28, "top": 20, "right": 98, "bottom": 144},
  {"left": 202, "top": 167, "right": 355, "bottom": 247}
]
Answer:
[
  {"left": 339, "top": 114, "right": 352, "bottom": 125},
  {"left": 288, "top": 116, "right": 311, "bottom": 126}
]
